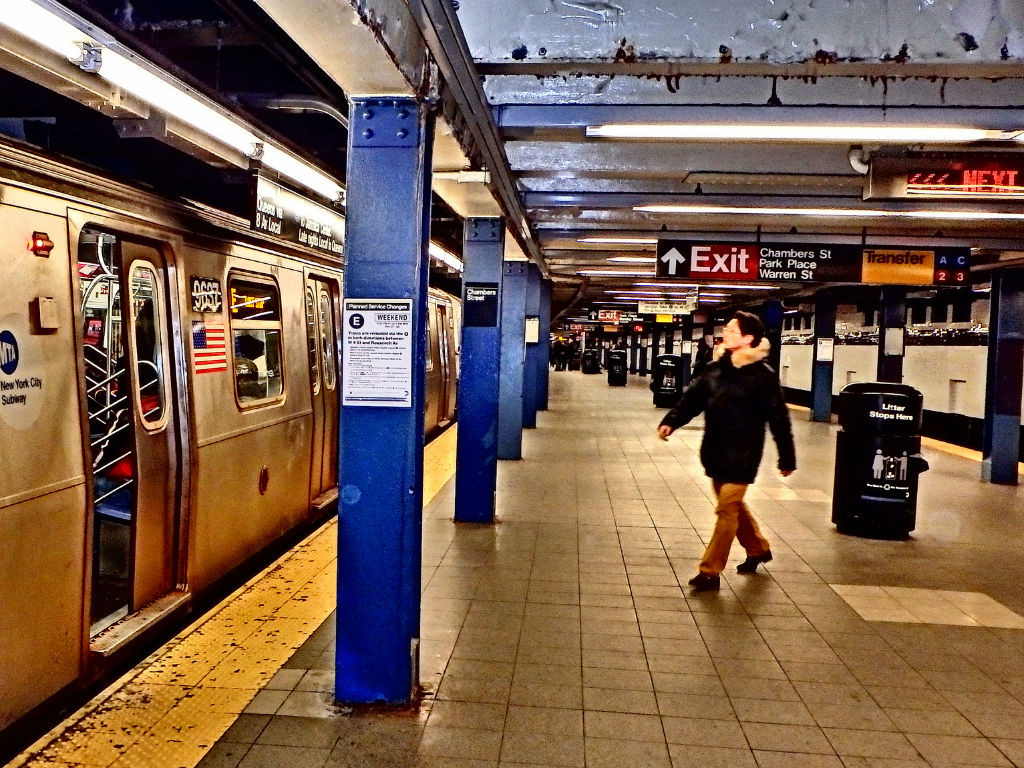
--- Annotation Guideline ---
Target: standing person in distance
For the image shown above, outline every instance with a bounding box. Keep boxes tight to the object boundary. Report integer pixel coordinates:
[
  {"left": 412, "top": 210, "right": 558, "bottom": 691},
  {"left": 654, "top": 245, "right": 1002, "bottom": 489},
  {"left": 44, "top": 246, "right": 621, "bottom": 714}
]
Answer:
[{"left": 656, "top": 311, "right": 796, "bottom": 591}]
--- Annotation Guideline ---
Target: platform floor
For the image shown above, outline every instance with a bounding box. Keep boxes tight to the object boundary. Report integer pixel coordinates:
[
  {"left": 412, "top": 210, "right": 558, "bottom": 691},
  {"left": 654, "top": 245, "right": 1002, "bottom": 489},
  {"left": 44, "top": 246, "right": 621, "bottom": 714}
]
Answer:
[{"left": 10, "top": 371, "right": 1024, "bottom": 768}]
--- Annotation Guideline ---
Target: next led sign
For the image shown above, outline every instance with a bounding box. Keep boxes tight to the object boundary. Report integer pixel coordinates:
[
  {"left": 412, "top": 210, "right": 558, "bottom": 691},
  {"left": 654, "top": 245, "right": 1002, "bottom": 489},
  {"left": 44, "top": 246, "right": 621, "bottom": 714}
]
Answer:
[{"left": 867, "top": 154, "right": 1024, "bottom": 199}]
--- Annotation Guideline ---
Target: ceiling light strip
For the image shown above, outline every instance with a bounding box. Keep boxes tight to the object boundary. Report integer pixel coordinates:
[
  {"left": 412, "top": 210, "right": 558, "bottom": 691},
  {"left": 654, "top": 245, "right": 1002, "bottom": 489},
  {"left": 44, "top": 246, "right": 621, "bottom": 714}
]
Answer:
[
  {"left": 634, "top": 204, "right": 1024, "bottom": 221},
  {"left": 1, "top": 0, "right": 345, "bottom": 203},
  {"left": 587, "top": 123, "right": 1011, "bottom": 143}
]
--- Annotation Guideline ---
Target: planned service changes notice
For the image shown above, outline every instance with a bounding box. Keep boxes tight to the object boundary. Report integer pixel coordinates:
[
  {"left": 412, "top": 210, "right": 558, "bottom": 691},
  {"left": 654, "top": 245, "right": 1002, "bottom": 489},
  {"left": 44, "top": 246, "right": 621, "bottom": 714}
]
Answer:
[{"left": 342, "top": 298, "right": 414, "bottom": 407}]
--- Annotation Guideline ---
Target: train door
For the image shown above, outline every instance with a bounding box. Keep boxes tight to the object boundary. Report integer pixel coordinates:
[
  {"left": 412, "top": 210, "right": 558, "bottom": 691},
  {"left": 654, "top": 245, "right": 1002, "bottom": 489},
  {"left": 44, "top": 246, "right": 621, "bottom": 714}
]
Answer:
[
  {"left": 305, "top": 276, "right": 339, "bottom": 505},
  {"left": 435, "top": 300, "right": 453, "bottom": 425},
  {"left": 78, "top": 229, "right": 181, "bottom": 636}
]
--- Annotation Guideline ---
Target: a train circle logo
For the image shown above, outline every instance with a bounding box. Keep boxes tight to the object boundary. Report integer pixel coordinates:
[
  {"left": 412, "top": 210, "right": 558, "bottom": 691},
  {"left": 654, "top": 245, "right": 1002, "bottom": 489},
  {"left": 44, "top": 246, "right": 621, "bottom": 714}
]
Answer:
[
  {"left": 0, "top": 330, "right": 19, "bottom": 375},
  {"left": 348, "top": 313, "right": 364, "bottom": 329}
]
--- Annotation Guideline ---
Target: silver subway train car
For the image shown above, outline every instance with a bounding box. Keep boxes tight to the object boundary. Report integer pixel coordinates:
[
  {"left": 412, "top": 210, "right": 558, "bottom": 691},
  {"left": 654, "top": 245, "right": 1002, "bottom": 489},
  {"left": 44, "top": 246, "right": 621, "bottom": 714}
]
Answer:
[{"left": 0, "top": 138, "right": 459, "bottom": 739}]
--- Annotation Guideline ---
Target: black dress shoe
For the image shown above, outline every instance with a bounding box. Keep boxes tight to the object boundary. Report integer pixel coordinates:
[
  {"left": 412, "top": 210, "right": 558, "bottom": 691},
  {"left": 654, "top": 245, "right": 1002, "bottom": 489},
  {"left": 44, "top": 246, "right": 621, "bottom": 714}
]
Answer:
[
  {"left": 687, "top": 573, "right": 720, "bottom": 591},
  {"left": 736, "top": 551, "right": 773, "bottom": 574}
]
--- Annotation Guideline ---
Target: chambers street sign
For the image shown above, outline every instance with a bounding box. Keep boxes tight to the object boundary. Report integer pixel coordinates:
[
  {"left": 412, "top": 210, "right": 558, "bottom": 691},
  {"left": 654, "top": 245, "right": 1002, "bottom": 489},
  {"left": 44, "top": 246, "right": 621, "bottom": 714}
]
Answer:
[{"left": 656, "top": 240, "right": 969, "bottom": 286}]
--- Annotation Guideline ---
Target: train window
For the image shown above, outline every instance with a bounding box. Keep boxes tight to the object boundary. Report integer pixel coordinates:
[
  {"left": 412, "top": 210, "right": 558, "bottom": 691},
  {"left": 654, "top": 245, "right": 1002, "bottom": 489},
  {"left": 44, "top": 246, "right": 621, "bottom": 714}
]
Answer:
[
  {"left": 228, "top": 276, "right": 284, "bottom": 405},
  {"left": 305, "top": 287, "right": 320, "bottom": 395},
  {"left": 318, "top": 288, "right": 337, "bottom": 390},
  {"left": 127, "top": 263, "right": 167, "bottom": 429}
]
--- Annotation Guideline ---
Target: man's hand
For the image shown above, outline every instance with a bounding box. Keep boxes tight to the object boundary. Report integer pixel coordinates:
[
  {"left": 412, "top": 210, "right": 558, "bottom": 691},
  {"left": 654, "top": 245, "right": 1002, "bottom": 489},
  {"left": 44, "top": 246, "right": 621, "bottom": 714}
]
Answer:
[
  {"left": 657, "top": 425, "right": 673, "bottom": 441},
  {"left": 779, "top": 469, "right": 794, "bottom": 477}
]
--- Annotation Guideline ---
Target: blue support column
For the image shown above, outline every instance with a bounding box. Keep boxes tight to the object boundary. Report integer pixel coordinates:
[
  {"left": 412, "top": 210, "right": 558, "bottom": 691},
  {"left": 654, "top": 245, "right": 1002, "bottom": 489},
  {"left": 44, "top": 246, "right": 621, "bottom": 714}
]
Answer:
[
  {"left": 981, "top": 269, "right": 1024, "bottom": 485},
  {"left": 763, "top": 300, "right": 783, "bottom": 374},
  {"left": 523, "top": 264, "right": 541, "bottom": 428},
  {"left": 498, "top": 262, "right": 528, "bottom": 459},
  {"left": 336, "top": 98, "right": 432, "bottom": 705},
  {"left": 811, "top": 293, "right": 837, "bottom": 422},
  {"left": 877, "top": 287, "right": 906, "bottom": 383},
  {"left": 538, "top": 279, "right": 551, "bottom": 411},
  {"left": 455, "top": 218, "right": 504, "bottom": 523}
]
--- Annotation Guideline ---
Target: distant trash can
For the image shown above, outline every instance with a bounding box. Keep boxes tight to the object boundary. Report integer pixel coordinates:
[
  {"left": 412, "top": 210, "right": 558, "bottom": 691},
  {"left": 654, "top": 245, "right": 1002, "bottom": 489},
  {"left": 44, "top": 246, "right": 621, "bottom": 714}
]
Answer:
[
  {"left": 581, "top": 349, "right": 601, "bottom": 374},
  {"left": 607, "top": 350, "right": 627, "bottom": 386},
  {"left": 651, "top": 354, "right": 685, "bottom": 408},
  {"left": 832, "top": 382, "right": 929, "bottom": 539}
]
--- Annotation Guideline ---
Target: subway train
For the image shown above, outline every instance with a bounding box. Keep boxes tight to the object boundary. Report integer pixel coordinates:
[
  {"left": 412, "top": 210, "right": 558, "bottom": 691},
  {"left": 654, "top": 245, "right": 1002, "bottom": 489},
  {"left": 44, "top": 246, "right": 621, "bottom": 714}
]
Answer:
[{"left": 0, "top": 136, "right": 459, "bottom": 741}]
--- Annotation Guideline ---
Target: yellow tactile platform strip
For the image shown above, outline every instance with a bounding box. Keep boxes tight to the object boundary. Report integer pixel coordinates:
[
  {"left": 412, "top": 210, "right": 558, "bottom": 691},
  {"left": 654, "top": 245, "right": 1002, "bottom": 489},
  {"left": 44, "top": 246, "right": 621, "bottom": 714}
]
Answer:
[
  {"left": 832, "top": 584, "right": 1024, "bottom": 627},
  {"left": 8, "top": 428, "right": 457, "bottom": 768}
]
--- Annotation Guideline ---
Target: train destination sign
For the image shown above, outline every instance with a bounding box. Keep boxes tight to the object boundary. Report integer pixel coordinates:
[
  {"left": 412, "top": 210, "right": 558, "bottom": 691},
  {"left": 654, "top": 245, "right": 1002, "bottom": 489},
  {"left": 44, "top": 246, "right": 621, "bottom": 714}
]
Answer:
[
  {"left": 656, "top": 240, "right": 969, "bottom": 286},
  {"left": 252, "top": 176, "right": 345, "bottom": 257},
  {"left": 867, "top": 155, "right": 1024, "bottom": 199}
]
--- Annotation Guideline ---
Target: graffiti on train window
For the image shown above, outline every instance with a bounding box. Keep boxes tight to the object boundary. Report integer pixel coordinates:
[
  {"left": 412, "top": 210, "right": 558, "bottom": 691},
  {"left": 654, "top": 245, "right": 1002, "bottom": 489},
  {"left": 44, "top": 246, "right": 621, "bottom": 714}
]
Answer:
[{"left": 228, "top": 276, "right": 284, "bottom": 405}]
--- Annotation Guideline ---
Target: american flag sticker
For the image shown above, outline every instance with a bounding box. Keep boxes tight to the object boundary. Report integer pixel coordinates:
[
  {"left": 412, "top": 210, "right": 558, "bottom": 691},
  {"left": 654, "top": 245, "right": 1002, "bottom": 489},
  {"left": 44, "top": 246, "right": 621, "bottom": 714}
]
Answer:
[{"left": 192, "top": 320, "right": 227, "bottom": 373}]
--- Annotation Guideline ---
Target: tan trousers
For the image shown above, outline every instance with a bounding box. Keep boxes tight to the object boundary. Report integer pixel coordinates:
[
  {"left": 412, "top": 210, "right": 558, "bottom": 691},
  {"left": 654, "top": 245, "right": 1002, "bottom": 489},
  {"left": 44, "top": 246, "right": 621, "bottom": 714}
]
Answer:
[{"left": 698, "top": 481, "right": 771, "bottom": 575}]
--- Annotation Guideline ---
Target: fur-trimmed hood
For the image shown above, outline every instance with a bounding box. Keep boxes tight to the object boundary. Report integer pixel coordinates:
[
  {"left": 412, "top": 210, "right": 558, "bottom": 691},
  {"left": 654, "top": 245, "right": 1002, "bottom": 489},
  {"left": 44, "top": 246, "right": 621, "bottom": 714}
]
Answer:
[{"left": 713, "top": 337, "right": 771, "bottom": 368}]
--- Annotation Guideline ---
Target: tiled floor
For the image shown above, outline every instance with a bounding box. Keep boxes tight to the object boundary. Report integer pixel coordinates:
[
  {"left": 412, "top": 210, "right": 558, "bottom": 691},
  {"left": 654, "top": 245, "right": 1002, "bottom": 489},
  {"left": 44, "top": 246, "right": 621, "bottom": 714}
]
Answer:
[{"left": 14, "top": 370, "right": 1024, "bottom": 768}]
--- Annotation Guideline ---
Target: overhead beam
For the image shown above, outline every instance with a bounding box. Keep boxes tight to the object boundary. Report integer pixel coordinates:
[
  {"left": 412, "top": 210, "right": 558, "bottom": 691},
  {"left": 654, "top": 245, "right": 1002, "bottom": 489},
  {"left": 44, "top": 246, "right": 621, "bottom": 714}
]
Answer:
[
  {"left": 405, "top": 0, "right": 546, "bottom": 275},
  {"left": 479, "top": 61, "right": 1024, "bottom": 80}
]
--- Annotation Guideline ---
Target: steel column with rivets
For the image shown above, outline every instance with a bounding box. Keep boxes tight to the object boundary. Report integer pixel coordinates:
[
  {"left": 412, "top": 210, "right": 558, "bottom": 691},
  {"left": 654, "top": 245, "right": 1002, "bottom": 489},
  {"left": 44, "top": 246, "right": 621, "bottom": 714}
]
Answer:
[
  {"left": 982, "top": 269, "right": 1024, "bottom": 485},
  {"left": 877, "top": 287, "right": 906, "bottom": 383},
  {"left": 498, "top": 262, "right": 527, "bottom": 459},
  {"left": 538, "top": 279, "right": 551, "bottom": 411},
  {"left": 523, "top": 264, "right": 541, "bottom": 428},
  {"left": 455, "top": 218, "right": 504, "bottom": 522},
  {"left": 336, "top": 97, "right": 432, "bottom": 704},
  {"left": 811, "top": 293, "right": 837, "bottom": 422}
]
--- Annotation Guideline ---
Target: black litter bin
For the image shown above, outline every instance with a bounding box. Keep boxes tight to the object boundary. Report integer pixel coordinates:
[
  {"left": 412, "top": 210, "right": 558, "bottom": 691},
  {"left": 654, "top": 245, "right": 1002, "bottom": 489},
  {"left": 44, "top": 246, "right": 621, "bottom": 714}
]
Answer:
[
  {"left": 651, "top": 354, "right": 686, "bottom": 407},
  {"left": 832, "top": 382, "right": 929, "bottom": 539},
  {"left": 581, "top": 349, "right": 601, "bottom": 374},
  {"left": 607, "top": 350, "right": 627, "bottom": 386}
]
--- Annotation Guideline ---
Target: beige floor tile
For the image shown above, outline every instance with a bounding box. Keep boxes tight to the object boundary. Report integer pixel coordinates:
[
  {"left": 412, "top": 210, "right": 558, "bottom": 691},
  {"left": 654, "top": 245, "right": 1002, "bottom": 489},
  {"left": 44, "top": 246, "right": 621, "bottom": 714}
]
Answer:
[
  {"left": 741, "top": 722, "right": 834, "bottom": 754},
  {"left": 583, "top": 687, "right": 659, "bottom": 714},
  {"left": 661, "top": 716, "right": 747, "bottom": 749},
  {"left": 418, "top": 726, "right": 503, "bottom": 762},
  {"left": 583, "top": 711, "right": 664, "bottom": 741},
  {"left": 584, "top": 737, "right": 671, "bottom": 768},
  {"left": 425, "top": 701, "right": 507, "bottom": 732},
  {"left": 905, "top": 733, "right": 1013, "bottom": 766},
  {"left": 500, "top": 732, "right": 584, "bottom": 766}
]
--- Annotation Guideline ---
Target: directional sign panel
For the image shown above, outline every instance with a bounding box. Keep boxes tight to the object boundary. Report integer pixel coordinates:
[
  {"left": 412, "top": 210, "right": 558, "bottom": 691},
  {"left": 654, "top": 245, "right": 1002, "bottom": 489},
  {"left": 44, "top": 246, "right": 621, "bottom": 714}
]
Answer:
[{"left": 656, "top": 240, "right": 969, "bottom": 286}]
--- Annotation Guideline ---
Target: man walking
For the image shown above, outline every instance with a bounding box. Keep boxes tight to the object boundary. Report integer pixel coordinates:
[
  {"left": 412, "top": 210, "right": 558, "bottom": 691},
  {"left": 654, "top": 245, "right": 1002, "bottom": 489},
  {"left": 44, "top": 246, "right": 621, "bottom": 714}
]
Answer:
[{"left": 657, "top": 311, "right": 796, "bottom": 591}]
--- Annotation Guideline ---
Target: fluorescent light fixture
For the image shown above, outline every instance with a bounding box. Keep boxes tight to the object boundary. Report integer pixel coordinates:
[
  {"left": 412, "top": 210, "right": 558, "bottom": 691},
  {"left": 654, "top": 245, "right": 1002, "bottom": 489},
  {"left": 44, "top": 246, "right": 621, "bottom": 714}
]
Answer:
[
  {"left": 0, "top": 0, "right": 345, "bottom": 203},
  {"left": 587, "top": 123, "right": 1009, "bottom": 143},
  {"left": 578, "top": 236, "right": 658, "bottom": 244},
  {"left": 702, "top": 284, "right": 777, "bottom": 290},
  {"left": 577, "top": 269, "right": 655, "bottom": 276},
  {"left": 635, "top": 282, "right": 698, "bottom": 289},
  {"left": 634, "top": 204, "right": 1024, "bottom": 221},
  {"left": 698, "top": 292, "right": 730, "bottom": 297},
  {"left": 429, "top": 241, "right": 464, "bottom": 273},
  {"left": 607, "top": 256, "right": 657, "bottom": 263},
  {"left": 3, "top": 0, "right": 85, "bottom": 60}
]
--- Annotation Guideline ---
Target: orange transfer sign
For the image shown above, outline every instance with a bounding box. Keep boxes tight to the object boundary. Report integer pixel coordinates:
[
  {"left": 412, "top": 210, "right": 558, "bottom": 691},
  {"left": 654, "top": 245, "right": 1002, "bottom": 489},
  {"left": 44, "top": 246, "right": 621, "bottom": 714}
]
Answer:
[{"left": 861, "top": 249, "right": 935, "bottom": 284}]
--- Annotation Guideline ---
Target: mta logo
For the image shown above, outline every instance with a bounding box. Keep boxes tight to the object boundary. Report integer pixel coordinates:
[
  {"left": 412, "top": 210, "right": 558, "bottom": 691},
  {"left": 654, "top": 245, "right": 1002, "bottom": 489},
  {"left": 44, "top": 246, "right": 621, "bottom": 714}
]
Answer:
[{"left": 0, "top": 330, "right": 19, "bottom": 375}]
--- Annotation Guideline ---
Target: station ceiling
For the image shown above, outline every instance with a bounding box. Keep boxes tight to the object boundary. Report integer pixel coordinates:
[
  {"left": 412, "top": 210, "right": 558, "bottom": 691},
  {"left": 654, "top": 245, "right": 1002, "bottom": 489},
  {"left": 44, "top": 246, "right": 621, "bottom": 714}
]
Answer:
[{"left": 4, "top": 1, "right": 1024, "bottom": 321}]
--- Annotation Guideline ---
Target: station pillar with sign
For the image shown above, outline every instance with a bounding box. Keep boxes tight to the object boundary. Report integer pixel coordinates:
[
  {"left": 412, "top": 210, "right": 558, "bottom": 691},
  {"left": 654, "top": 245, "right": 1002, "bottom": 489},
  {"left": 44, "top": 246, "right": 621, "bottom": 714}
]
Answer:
[
  {"left": 523, "top": 264, "right": 541, "bottom": 429},
  {"left": 336, "top": 98, "right": 432, "bottom": 705},
  {"left": 811, "top": 293, "right": 837, "bottom": 422},
  {"left": 498, "top": 262, "right": 528, "bottom": 459},
  {"left": 877, "top": 287, "right": 906, "bottom": 383},
  {"left": 981, "top": 270, "right": 1024, "bottom": 485},
  {"left": 456, "top": 218, "right": 504, "bottom": 523}
]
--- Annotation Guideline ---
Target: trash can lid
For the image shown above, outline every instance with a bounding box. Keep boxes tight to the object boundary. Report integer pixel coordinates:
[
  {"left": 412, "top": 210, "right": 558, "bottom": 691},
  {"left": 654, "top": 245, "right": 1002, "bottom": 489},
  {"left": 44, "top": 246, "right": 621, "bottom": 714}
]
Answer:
[{"left": 839, "top": 382, "right": 921, "bottom": 398}]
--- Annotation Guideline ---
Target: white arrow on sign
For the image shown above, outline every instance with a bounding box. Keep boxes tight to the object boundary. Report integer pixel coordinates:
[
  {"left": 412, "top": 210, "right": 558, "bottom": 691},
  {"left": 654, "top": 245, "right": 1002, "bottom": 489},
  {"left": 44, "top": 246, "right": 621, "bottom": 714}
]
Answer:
[{"left": 660, "top": 247, "right": 687, "bottom": 275}]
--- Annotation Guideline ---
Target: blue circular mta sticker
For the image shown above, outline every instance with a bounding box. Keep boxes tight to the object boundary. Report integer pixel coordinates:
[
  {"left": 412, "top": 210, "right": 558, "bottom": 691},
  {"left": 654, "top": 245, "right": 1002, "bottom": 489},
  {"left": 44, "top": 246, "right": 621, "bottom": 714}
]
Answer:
[{"left": 0, "top": 330, "right": 19, "bottom": 375}]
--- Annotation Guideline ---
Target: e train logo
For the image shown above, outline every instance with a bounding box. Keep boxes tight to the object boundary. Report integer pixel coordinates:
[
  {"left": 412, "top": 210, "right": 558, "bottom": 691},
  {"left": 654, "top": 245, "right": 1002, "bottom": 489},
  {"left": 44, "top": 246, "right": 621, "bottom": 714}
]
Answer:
[{"left": 0, "top": 330, "right": 19, "bottom": 375}]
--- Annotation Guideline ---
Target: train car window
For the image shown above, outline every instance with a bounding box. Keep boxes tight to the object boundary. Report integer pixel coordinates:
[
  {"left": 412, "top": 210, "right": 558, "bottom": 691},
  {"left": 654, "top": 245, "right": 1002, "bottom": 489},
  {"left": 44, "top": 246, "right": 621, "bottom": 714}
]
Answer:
[
  {"left": 228, "top": 276, "right": 284, "bottom": 405},
  {"left": 305, "top": 287, "right": 320, "bottom": 395},
  {"left": 318, "top": 288, "right": 337, "bottom": 390},
  {"left": 127, "top": 263, "right": 167, "bottom": 428}
]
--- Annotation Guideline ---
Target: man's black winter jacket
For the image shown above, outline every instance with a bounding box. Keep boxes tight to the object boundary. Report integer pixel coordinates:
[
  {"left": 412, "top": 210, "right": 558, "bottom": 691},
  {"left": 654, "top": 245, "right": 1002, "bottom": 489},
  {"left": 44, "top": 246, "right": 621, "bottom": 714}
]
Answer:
[{"left": 659, "top": 339, "right": 796, "bottom": 484}]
